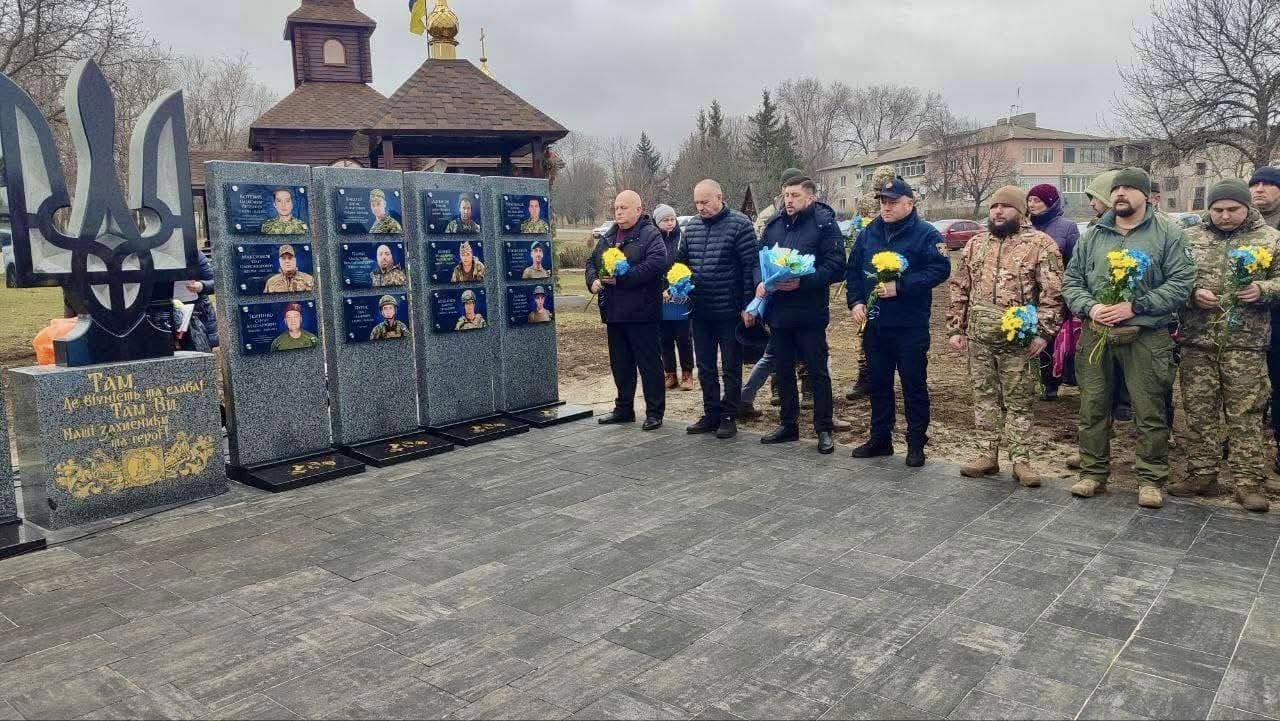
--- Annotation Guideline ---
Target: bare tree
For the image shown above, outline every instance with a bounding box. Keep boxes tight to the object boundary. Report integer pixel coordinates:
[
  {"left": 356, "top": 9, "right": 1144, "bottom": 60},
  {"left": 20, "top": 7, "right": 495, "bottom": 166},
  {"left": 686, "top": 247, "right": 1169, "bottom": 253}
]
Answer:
[
  {"left": 1115, "top": 0, "right": 1280, "bottom": 169},
  {"left": 925, "top": 109, "right": 1017, "bottom": 218},
  {"left": 776, "top": 77, "right": 853, "bottom": 174},
  {"left": 552, "top": 132, "right": 609, "bottom": 225},
  {"left": 844, "top": 84, "right": 944, "bottom": 158},
  {"left": 167, "top": 53, "right": 277, "bottom": 150}
]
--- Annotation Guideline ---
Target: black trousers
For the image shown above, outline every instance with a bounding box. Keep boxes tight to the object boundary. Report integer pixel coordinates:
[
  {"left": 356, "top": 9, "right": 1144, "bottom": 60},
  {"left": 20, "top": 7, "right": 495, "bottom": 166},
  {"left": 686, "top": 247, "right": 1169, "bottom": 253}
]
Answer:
[
  {"left": 606, "top": 322, "right": 665, "bottom": 419},
  {"left": 864, "top": 324, "right": 930, "bottom": 447},
  {"left": 774, "top": 325, "right": 833, "bottom": 433},
  {"left": 660, "top": 319, "right": 694, "bottom": 374},
  {"left": 692, "top": 317, "right": 742, "bottom": 420}
]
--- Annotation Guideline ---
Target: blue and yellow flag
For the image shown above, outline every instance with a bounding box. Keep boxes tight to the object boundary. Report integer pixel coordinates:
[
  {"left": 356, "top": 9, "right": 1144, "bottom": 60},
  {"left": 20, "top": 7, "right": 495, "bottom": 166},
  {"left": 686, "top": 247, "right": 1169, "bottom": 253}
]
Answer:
[{"left": 409, "top": 0, "right": 427, "bottom": 35}]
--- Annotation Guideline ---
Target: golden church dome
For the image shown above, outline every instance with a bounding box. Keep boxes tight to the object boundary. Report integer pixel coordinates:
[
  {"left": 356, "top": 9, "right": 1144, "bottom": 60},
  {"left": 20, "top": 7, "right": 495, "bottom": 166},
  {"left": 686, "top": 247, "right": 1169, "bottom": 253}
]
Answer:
[{"left": 426, "top": 0, "right": 459, "bottom": 41}]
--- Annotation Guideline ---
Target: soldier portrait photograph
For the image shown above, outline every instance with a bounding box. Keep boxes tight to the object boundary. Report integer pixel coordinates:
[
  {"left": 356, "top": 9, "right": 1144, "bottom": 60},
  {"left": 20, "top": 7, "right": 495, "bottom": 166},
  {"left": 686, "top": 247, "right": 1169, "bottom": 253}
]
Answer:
[
  {"left": 528, "top": 285, "right": 553, "bottom": 323},
  {"left": 270, "top": 302, "right": 319, "bottom": 351},
  {"left": 368, "top": 188, "right": 404, "bottom": 234},
  {"left": 261, "top": 187, "right": 308, "bottom": 235},
  {"left": 520, "top": 196, "right": 550, "bottom": 234},
  {"left": 522, "top": 242, "right": 551, "bottom": 279},
  {"left": 369, "top": 295, "right": 410, "bottom": 341},
  {"left": 445, "top": 196, "right": 481, "bottom": 234},
  {"left": 262, "top": 244, "right": 315, "bottom": 294},
  {"left": 455, "top": 289, "right": 487, "bottom": 330},
  {"left": 370, "top": 244, "right": 407, "bottom": 287},
  {"left": 450, "top": 240, "right": 486, "bottom": 282}
]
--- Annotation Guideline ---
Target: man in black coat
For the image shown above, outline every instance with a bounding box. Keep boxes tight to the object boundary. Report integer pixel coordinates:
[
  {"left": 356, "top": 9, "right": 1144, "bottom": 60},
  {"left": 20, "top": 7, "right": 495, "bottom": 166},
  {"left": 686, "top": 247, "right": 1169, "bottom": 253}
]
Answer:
[
  {"left": 585, "top": 190, "right": 668, "bottom": 429},
  {"left": 757, "top": 177, "right": 847, "bottom": 454},
  {"left": 677, "top": 179, "right": 760, "bottom": 439}
]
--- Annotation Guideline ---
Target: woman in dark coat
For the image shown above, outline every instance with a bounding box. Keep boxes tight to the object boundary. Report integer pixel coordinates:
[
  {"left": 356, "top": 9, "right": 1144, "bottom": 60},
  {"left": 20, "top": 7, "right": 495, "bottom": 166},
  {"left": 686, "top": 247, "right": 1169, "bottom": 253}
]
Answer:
[
  {"left": 1027, "top": 184, "right": 1079, "bottom": 399},
  {"left": 653, "top": 204, "right": 694, "bottom": 390}
]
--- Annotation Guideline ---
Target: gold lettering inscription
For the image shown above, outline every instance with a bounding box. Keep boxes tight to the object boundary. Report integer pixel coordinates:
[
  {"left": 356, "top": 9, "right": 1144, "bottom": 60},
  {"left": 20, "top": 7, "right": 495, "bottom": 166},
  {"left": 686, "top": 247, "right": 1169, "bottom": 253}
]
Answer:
[{"left": 54, "top": 432, "right": 216, "bottom": 499}]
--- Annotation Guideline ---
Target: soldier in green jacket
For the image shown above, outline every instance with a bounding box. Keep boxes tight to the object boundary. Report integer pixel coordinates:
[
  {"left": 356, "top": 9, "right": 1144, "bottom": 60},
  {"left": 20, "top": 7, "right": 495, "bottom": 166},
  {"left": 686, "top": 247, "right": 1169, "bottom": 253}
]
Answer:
[
  {"left": 520, "top": 197, "right": 550, "bottom": 234},
  {"left": 369, "top": 295, "right": 410, "bottom": 341},
  {"left": 1170, "top": 180, "right": 1280, "bottom": 512},
  {"left": 1062, "top": 167, "right": 1195, "bottom": 509},
  {"left": 368, "top": 189, "right": 403, "bottom": 234}
]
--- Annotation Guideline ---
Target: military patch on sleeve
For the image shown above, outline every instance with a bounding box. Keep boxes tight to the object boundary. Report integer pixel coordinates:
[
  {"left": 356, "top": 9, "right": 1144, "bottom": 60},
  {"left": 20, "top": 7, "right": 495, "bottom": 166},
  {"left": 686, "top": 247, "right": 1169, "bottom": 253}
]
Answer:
[
  {"left": 936, "top": 242, "right": 948, "bottom": 257},
  {"left": 1185, "top": 246, "right": 1195, "bottom": 261}
]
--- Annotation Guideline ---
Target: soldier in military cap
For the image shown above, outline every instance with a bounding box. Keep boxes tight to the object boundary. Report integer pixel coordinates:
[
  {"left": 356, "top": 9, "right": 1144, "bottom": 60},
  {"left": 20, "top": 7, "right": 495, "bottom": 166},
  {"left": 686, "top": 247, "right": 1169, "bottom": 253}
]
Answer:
[
  {"left": 261, "top": 187, "right": 307, "bottom": 235},
  {"left": 455, "top": 289, "right": 488, "bottom": 330},
  {"left": 368, "top": 189, "right": 403, "bottom": 234},
  {"left": 369, "top": 295, "right": 410, "bottom": 340},
  {"left": 445, "top": 196, "right": 481, "bottom": 234},
  {"left": 270, "top": 302, "right": 319, "bottom": 351},
  {"left": 370, "top": 244, "right": 407, "bottom": 287},
  {"left": 521, "top": 197, "right": 550, "bottom": 234},
  {"left": 528, "top": 285, "right": 553, "bottom": 323},
  {"left": 450, "top": 240, "right": 486, "bottom": 282},
  {"left": 263, "top": 244, "right": 315, "bottom": 293},
  {"left": 522, "top": 242, "right": 551, "bottom": 279}
]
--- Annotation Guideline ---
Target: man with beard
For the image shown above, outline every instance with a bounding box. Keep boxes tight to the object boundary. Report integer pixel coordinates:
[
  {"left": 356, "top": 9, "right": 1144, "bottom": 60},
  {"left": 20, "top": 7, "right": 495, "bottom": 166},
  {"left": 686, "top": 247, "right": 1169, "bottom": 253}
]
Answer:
[
  {"left": 1062, "top": 167, "right": 1194, "bottom": 508},
  {"left": 948, "top": 186, "right": 1064, "bottom": 487},
  {"left": 263, "top": 245, "right": 315, "bottom": 293},
  {"left": 1249, "top": 167, "right": 1280, "bottom": 475},
  {"left": 445, "top": 197, "right": 481, "bottom": 234},
  {"left": 1170, "top": 179, "right": 1280, "bottom": 512},
  {"left": 370, "top": 244, "right": 407, "bottom": 287}
]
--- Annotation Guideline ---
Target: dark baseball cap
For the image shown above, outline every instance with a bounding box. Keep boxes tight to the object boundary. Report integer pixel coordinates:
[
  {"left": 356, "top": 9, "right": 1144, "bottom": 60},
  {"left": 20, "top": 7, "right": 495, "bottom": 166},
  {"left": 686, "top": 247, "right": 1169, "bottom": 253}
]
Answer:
[{"left": 874, "top": 176, "right": 914, "bottom": 200}]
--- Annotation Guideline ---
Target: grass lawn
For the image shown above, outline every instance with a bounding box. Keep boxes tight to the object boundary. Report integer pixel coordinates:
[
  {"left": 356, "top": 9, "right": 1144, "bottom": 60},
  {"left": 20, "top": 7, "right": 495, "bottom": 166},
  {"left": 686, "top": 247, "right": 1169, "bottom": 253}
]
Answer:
[{"left": 0, "top": 286, "right": 63, "bottom": 367}]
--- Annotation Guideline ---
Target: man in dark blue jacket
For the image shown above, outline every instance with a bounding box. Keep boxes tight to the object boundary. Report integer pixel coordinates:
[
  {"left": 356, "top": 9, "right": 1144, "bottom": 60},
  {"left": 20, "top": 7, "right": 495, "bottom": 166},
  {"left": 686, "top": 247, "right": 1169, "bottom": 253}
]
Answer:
[
  {"left": 677, "top": 179, "right": 760, "bottom": 439},
  {"left": 758, "top": 177, "right": 846, "bottom": 454},
  {"left": 845, "top": 177, "right": 950, "bottom": 466},
  {"left": 585, "top": 190, "right": 668, "bottom": 430}
]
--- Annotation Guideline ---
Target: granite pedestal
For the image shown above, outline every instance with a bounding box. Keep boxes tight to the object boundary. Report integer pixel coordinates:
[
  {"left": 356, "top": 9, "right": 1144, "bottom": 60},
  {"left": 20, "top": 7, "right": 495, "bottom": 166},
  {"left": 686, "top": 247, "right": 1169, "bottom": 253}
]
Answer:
[
  {"left": 0, "top": 385, "right": 45, "bottom": 557},
  {"left": 7, "top": 353, "right": 226, "bottom": 530},
  {"left": 205, "top": 161, "right": 364, "bottom": 490}
]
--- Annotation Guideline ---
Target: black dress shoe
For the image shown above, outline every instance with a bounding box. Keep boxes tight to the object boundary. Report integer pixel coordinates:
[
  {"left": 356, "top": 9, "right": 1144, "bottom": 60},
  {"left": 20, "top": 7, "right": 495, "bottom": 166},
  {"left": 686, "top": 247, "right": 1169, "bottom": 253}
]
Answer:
[
  {"left": 716, "top": 418, "right": 738, "bottom": 439},
  {"left": 642, "top": 417, "right": 663, "bottom": 431},
  {"left": 817, "top": 431, "right": 835, "bottom": 455},
  {"left": 851, "top": 440, "right": 894, "bottom": 458},
  {"left": 761, "top": 425, "right": 800, "bottom": 444},
  {"left": 686, "top": 416, "right": 718, "bottom": 434},
  {"left": 598, "top": 412, "right": 635, "bottom": 425},
  {"left": 905, "top": 446, "right": 926, "bottom": 467}
]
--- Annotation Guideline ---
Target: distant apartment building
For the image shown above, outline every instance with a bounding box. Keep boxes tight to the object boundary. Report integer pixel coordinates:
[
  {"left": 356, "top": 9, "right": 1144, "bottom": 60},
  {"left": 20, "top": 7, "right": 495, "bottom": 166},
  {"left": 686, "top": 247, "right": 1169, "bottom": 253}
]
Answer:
[{"left": 1147, "top": 144, "right": 1256, "bottom": 213}]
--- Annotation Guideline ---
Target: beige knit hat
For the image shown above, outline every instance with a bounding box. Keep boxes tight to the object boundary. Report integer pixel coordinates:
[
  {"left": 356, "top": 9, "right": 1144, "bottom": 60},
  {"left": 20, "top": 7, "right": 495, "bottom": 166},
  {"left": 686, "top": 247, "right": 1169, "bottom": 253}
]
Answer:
[{"left": 989, "top": 185, "right": 1027, "bottom": 215}]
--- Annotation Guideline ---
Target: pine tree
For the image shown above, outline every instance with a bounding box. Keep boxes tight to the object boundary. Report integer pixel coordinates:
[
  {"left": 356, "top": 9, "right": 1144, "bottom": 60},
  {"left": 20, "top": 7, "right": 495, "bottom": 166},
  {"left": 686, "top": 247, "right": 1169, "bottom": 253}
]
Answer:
[
  {"left": 631, "top": 132, "right": 662, "bottom": 179},
  {"left": 707, "top": 100, "right": 724, "bottom": 142},
  {"left": 696, "top": 109, "right": 708, "bottom": 144},
  {"left": 746, "top": 90, "right": 802, "bottom": 186}
]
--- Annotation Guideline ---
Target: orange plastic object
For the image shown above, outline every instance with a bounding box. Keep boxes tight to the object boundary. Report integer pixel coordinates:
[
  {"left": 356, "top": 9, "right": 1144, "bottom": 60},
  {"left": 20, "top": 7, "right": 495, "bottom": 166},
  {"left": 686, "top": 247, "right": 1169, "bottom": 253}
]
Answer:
[{"left": 33, "top": 318, "right": 78, "bottom": 365}]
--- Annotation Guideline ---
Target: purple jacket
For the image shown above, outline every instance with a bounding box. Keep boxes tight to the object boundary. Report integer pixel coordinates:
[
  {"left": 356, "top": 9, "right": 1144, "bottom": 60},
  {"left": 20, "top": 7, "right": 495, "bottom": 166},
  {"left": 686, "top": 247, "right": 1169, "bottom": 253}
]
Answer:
[{"left": 1030, "top": 198, "right": 1079, "bottom": 265}]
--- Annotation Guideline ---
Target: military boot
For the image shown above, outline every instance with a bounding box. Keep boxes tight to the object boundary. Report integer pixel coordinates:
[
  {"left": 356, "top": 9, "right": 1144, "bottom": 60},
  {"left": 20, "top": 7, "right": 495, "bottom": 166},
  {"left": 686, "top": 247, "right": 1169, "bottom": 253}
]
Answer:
[
  {"left": 1167, "top": 476, "right": 1218, "bottom": 498},
  {"left": 960, "top": 457, "right": 999, "bottom": 478},
  {"left": 1013, "top": 463, "right": 1041, "bottom": 488},
  {"left": 1066, "top": 454, "right": 1081, "bottom": 470},
  {"left": 1236, "top": 485, "right": 1271, "bottom": 513},
  {"left": 1071, "top": 478, "right": 1106, "bottom": 498},
  {"left": 1138, "top": 485, "right": 1165, "bottom": 509}
]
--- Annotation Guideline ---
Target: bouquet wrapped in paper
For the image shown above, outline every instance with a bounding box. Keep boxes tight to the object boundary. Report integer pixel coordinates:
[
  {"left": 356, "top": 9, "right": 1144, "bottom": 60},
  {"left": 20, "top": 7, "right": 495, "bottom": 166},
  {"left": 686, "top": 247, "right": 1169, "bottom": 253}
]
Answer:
[
  {"left": 862, "top": 251, "right": 909, "bottom": 328},
  {"left": 1087, "top": 248, "right": 1151, "bottom": 363},
  {"left": 598, "top": 247, "right": 629, "bottom": 278},
  {"left": 745, "top": 245, "right": 816, "bottom": 318},
  {"left": 666, "top": 262, "right": 694, "bottom": 300}
]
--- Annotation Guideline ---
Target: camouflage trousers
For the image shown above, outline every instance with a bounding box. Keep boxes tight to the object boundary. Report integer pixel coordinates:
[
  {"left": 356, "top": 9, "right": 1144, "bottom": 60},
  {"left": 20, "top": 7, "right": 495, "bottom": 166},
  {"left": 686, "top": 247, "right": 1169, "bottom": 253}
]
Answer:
[
  {"left": 968, "top": 340, "right": 1038, "bottom": 462},
  {"left": 1179, "top": 346, "right": 1271, "bottom": 489}
]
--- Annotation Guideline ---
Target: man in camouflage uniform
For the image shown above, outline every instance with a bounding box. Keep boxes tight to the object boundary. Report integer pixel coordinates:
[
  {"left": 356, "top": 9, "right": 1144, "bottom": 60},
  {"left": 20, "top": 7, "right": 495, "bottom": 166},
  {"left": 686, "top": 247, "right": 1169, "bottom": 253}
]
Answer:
[
  {"left": 1249, "top": 167, "right": 1280, "bottom": 479},
  {"left": 261, "top": 188, "right": 307, "bottom": 235},
  {"left": 368, "top": 189, "right": 403, "bottom": 234},
  {"left": 450, "top": 241, "right": 486, "bottom": 282},
  {"left": 445, "top": 196, "right": 481, "bottom": 234},
  {"left": 369, "top": 295, "right": 410, "bottom": 341},
  {"left": 948, "top": 185, "right": 1064, "bottom": 487},
  {"left": 455, "top": 289, "right": 488, "bottom": 330},
  {"left": 1170, "top": 179, "right": 1280, "bottom": 512},
  {"left": 263, "top": 244, "right": 315, "bottom": 293},
  {"left": 521, "top": 197, "right": 550, "bottom": 234},
  {"left": 528, "top": 286, "right": 553, "bottom": 323},
  {"left": 370, "top": 244, "right": 407, "bottom": 287},
  {"left": 521, "top": 242, "right": 552, "bottom": 279}
]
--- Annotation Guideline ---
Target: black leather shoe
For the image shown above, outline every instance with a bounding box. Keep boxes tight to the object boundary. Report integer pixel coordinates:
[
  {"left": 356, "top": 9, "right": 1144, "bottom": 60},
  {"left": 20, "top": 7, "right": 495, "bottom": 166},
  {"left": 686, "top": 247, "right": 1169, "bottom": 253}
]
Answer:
[
  {"left": 686, "top": 416, "right": 718, "bottom": 434},
  {"left": 845, "top": 385, "right": 869, "bottom": 401},
  {"left": 851, "top": 440, "right": 894, "bottom": 458},
  {"left": 598, "top": 412, "right": 635, "bottom": 425},
  {"left": 905, "top": 446, "right": 926, "bottom": 467},
  {"left": 716, "top": 418, "right": 738, "bottom": 439},
  {"left": 642, "top": 417, "right": 663, "bottom": 431},
  {"left": 817, "top": 432, "right": 835, "bottom": 455},
  {"left": 761, "top": 426, "right": 800, "bottom": 444}
]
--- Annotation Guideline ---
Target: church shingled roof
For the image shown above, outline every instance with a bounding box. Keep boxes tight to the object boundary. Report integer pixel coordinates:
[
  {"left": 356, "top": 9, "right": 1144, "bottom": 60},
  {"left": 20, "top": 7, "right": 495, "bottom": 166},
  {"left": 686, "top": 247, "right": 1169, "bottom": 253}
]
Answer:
[
  {"left": 250, "top": 82, "right": 389, "bottom": 135},
  {"left": 286, "top": 0, "right": 375, "bottom": 29}
]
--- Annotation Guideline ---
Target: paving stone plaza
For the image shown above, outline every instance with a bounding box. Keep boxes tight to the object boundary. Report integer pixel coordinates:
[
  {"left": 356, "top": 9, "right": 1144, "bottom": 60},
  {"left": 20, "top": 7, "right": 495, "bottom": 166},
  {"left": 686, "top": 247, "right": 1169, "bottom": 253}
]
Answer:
[{"left": 0, "top": 421, "right": 1276, "bottom": 720}]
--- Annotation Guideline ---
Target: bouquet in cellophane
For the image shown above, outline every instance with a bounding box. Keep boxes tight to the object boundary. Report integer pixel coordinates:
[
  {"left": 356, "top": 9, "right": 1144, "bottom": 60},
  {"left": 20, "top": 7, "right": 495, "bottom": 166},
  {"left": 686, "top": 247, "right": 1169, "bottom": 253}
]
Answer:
[
  {"left": 862, "top": 251, "right": 908, "bottom": 328},
  {"left": 745, "top": 245, "right": 816, "bottom": 318},
  {"left": 1087, "top": 248, "right": 1151, "bottom": 363},
  {"left": 598, "top": 247, "right": 629, "bottom": 278},
  {"left": 666, "top": 262, "right": 694, "bottom": 300},
  {"left": 1001, "top": 304, "right": 1039, "bottom": 346},
  {"left": 1212, "top": 245, "right": 1273, "bottom": 353}
]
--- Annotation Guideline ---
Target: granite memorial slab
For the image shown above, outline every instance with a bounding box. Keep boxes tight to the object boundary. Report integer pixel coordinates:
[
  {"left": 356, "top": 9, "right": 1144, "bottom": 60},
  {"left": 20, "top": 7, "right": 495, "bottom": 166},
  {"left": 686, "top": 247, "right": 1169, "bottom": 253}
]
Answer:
[
  {"left": 0, "top": 385, "right": 46, "bottom": 558},
  {"left": 206, "top": 161, "right": 364, "bottom": 491},
  {"left": 312, "top": 167, "right": 445, "bottom": 466},
  {"left": 488, "top": 177, "right": 590, "bottom": 426},
  {"left": 405, "top": 172, "right": 528, "bottom": 444}
]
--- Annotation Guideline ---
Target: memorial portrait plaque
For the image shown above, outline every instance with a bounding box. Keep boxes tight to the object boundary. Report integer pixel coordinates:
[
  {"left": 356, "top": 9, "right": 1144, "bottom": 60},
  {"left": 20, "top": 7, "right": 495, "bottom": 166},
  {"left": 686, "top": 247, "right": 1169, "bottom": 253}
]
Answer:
[
  {"left": 425, "top": 190, "right": 483, "bottom": 234},
  {"left": 238, "top": 299, "right": 320, "bottom": 355},
  {"left": 506, "top": 284, "right": 555, "bottom": 326},
  {"left": 501, "top": 194, "right": 551, "bottom": 234},
  {"left": 428, "top": 239, "right": 487, "bottom": 284},
  {"left": 504, "top": 239, "right": 553, "bottom": 281},
  {"left": 233, "top": 242, "right": 316, "bottom": 295},
  {"left": 344, "top": 292, "right": 410, "bottom": 343},
  {"left": 340, "top": 241, "right": 407, "bottom": 289},
  {"left": 431, "top": 288, "right": 489, "bottom": 334},
  {"left": 224, "top": 184, "right": 310, "bottom": 236},
  {"left": 335, "top": 187, "right": 404, "bottom": 235}
]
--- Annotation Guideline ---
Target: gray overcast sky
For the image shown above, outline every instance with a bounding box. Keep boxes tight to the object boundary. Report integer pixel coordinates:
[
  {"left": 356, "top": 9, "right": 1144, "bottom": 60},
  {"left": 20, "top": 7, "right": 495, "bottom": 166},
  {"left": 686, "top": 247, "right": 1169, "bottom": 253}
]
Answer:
[{"left": 130, "top": 0, "right": 1152, "bottom": 155}]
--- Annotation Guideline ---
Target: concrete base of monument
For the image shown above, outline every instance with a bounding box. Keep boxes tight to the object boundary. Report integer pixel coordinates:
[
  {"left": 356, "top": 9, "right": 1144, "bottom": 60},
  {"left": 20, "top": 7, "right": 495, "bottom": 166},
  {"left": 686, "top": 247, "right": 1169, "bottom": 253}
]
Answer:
[
  {"left": 8, "top": 352, "right": 228, "bottom": 530},
  {"left": 341, "top": 431, "right": 455, "bottom": 468},
  {"left": 504, "top": 402, "right": 594, "bottom": 428},
  {"left": 229, "top": 450, "right": 366, "bottom": 493},
  {"left": 0, "top": 518, "right": 46, "bottom": 560},
  {"left": 428, "top": 416, "right": 530, "bottom": 446}
]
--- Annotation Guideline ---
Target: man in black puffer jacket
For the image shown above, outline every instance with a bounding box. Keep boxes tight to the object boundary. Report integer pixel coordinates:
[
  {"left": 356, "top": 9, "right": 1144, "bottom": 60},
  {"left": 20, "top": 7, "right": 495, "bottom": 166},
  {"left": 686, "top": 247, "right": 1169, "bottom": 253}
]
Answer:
[
  {"left": 585, "top": 190, "right": 668, "bottom": 429},
  {"left": 677, "top": 179, "right": 760, "bottom": 439},
  {"left": 758, "top": 177, "right": 847, "bottom": 454}
]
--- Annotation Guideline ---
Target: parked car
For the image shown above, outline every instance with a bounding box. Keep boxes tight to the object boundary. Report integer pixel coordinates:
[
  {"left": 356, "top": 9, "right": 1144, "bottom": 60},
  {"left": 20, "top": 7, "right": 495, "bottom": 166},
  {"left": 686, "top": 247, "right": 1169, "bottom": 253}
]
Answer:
[
  {"left": 932, "top": 219, "right": 984, "bottom": 251},
  {"left": 591, "top": 215, "right": 695, "bottom": 241}
]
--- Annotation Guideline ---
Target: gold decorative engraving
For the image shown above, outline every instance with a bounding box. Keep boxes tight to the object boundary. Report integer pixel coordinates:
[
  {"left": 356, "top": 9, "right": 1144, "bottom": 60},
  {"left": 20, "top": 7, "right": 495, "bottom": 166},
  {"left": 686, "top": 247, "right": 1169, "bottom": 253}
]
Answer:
[
  {"left": 55, "top": 433, "right": 216, "bottom": 499},
  {"left": 290, "top": 459, "right": 337, "bottom": 477},
  {"left": 467, "top": 422, "right": 508, "bottom": 434},
  {"left": 386, "top": 439, "right": 436, "bottom": 455}
]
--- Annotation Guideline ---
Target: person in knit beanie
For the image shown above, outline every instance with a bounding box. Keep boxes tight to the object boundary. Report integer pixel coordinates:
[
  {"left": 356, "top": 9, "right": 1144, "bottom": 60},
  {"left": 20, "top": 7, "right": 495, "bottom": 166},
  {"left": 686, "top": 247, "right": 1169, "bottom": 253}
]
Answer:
[
  {"left": 654, "top": 203, "right": 695, "bottom": 391},
  {"left": 1025, "top": 183, "right": 1080, "bottom": 400}
]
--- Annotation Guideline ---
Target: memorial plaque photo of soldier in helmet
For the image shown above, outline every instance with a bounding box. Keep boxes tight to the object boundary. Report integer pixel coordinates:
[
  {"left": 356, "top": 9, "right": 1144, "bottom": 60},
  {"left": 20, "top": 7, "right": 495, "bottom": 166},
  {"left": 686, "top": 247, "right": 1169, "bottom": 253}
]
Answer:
[
  {"left": 343, "top": 292, "right": 410, "bottom": 344},
  {"left": 506, "top": 284, "right": 555, "bottom": 326},
  {"left": 430, "top": 288, "right": 488, "bottom": 334}
]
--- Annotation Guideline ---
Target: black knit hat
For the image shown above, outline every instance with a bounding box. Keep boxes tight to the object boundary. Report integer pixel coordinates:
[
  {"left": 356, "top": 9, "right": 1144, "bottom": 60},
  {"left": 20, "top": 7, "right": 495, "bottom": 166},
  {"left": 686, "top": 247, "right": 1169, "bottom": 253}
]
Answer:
[
  {"left": 1111, "top": 167, "right": 1151, "bottom": 197},
  {"left": 1207, "top": 179, "right": 1251, "bottom": 208}
]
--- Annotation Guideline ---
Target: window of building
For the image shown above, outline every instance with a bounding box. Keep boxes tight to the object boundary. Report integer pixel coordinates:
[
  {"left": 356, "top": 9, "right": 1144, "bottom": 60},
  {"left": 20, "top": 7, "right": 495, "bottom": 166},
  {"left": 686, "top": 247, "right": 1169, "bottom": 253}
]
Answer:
[
  {"left": 1166, "top": 197, "right": 1176, "bottom": 209},
  {"left": 896, "top": 159, "right": 925, "bottom": 177},
  {"left": 1162, "top": 177, "right": 1179, "bottom": 191},
  {"left": 1079, "top": 146, "right": 1107, "bottom": 164},
  {"left": 1061, "top": 176, "right": 1090, "bottom": 193},
  {"left": 1195, "top": 162, "right": 1207, "bottom": 176},
  {"left": 1062, "top": 147, "right": 1075, "bottom": 164},
  {"left": 839, "top": 198, "right": 846, "bottom": 210},
  {"left": 323, "top": 39, "right": 346, "bottom": 65},
  {"left": 839, "top": 175, "right": 847, "bottom": 188},
  {"left": 1023, "top": 148, "right": 1054, "bottom": 164},
  {"left": 1110, "top": 147, "right": 1124, "bottom": 163},
  {"left": 1193, "top": 186, "right": 1206, "bottom": 209}
]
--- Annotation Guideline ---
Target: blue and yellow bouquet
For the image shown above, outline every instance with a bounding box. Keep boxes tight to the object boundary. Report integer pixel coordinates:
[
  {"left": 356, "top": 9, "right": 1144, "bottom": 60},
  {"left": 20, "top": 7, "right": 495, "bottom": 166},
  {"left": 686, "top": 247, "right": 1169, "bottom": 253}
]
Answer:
[
  {"left": 1088, "top": 248, "right": 1151, "bottom": 363},
  {"left": 666, "top": 262, "right": 694, "bottom": 300},
  {"left": 598, "top": 247, "right": 629, "bottom": 279},
  {"left": 745, "top": 245, "right": 816, "bottom": 318},
  {"left": 862, "top": 251, "right": 908, "bottom": 327},
  {"left": 1001, "top": 304, "right": 1039, "bottom": 345},
  {"left": 1214, "top": 244, "right": 1273, "bottom": 349}
]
